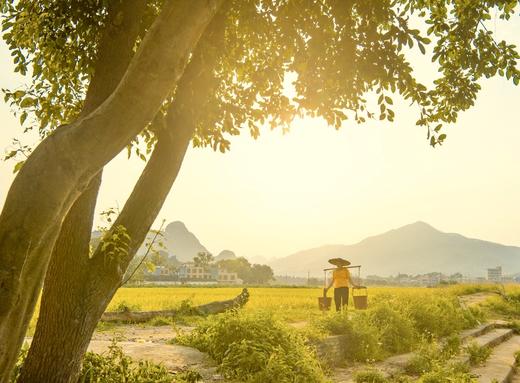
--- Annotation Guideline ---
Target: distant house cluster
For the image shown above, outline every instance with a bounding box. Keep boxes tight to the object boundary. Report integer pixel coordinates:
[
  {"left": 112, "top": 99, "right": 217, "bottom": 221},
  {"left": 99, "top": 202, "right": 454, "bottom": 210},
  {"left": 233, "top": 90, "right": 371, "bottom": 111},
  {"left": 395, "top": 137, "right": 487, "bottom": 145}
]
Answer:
[
  {"left": 178, "top": 263, "right": 241, "bottom": 284},
  {"left": 357, "top": 265, "right": 518, "bottom": 287},
  {"left": 363, "top": 272, "right": 461, "bottom": 287},
  {"left": 144, "top": 262, "right": 242, "bottom": 285}
]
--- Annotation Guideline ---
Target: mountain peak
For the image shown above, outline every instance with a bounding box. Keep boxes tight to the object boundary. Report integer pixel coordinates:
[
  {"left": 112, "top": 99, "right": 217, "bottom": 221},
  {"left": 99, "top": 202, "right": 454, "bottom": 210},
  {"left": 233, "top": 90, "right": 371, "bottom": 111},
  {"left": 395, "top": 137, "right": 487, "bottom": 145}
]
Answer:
[
  {"left": 163, "top": 221, "right": 208, "bottom": 262},
  {"left": 215, "top": 250, "right": 237, "bottom": 261},
  {"left": 395, "top": 221, "right": 439, "bottom": 233},
  {"left": 165, "top": 221, "right": 187, "bottom": 231}
]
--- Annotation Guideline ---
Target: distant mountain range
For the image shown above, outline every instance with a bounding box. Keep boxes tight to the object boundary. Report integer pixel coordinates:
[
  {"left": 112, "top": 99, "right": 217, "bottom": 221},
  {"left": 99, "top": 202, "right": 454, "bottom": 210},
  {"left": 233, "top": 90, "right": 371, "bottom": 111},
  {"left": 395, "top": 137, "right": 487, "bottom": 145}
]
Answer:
[
  {"left": 270, "top": 221, "right": 520, "bottom": 277},
  {"left": 96, "top": 220, "right": 520, "bottom": 277},
  {"left": 147, "top": 221, "right": 237, "bottom": 262}
]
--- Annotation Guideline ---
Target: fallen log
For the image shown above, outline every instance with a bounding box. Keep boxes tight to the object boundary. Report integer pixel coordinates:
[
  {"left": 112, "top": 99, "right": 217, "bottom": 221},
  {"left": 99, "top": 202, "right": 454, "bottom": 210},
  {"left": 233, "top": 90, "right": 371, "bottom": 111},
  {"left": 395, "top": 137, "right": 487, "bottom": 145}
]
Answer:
[{"left": 101, "top": 288, "right": 249, "bottom": 323}]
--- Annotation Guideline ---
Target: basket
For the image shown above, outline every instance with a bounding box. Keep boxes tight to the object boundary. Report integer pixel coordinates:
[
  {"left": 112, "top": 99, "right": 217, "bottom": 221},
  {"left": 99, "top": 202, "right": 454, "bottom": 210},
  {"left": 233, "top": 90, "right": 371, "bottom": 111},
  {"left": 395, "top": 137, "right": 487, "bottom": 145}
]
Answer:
[
  {"left": 352, "top": 286, "right": 368, "bottom": 310},
  {"left": 318, "top": 288, "right": 332, "bottom": 311}
]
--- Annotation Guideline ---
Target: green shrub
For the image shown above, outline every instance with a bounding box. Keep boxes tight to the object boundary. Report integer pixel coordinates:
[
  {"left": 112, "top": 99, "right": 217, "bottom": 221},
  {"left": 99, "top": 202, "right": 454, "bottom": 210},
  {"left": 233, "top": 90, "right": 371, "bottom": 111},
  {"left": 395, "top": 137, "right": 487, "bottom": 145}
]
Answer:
[
  {"left": 464, "top": 306, "right": 485, "bottom": 326},
  {"left": 465, "top": 342, "right": 491, "bottom": 366},
  {"left": 314, "top": 311, "right": 352, "bottom": 335},
  {"left": 346, "top": 315, "right": 384, "bottom": 362},
  {"left": 112, "top": 300, "right": 142, "bottom": 313},
  {"left": 442, "top": 334, "right": 462, "bottom": 358},
  {"left": 173, "top": 369, "right": 203, "bottom": 383},
  {"left": 482, "top": 295, "right": 520, "bottom": 318},
  {"left": 354, "top": 369, "right": 388, "bottom": 383},
  {"left": 367, "top": 305, "right": 417, "bottom": 354},
  {"left": 176, "top": 310, "right": 327, "bottom": 383},
  {"left": 404, "top": 337, "right": 476, "bottom": 382},
  {"left": 405, "top": 340, "right": 444, "bottom": 375},
  {"left": 417, "top": 366, "right": 478, "bottom": 383},
  {"left": 314, "top": 311, "right": 383, "bottom": 362},
  {"left": 404, "top": 295, "right": 471, "bottom": 338},
  {"left": 148, "top": 316, "right": 174, "bottom": 326},
  {"left": 10, "top": 340, "right": 190, "bottom": 383},
  {"left": 79, "top": 341, "right": 173, "bottom": 382}
]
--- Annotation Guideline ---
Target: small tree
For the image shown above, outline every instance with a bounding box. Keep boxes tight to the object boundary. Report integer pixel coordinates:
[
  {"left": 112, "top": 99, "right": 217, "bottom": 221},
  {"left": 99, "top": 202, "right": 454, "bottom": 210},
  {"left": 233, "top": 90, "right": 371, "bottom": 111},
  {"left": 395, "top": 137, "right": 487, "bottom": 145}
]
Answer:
[
  {"left": 248, "top": 264, "right": 275, "bottom": 285},
  {"left": 193, "top": 252, "right": 214, "bottom": 271},
  {"left": 217, "top": 257, "right": 253, "bottom": 281}
]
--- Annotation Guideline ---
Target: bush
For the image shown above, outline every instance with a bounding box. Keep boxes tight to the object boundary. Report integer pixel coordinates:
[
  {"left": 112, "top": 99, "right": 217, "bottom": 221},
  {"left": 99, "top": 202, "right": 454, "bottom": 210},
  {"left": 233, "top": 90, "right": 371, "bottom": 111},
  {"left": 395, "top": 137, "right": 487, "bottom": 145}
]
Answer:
[
  {"left": 314, "top": 310, "right": 353, "bottom": 336},
  {"left": 405, "top": 339, "right": 475, "bottom": 382},
  {"left": 465, "top": 342, "right": 491, "bottom": 366},
  {"left": 417, "top": 363, "right": 474, "bottom": 383},
  {"left": 176, "top": 310, "right": 327, "bottom": 383},
  {"left": 367, "top": 305, "right": 417, "bottom": 354},
  {"left": 354, "top": 369, "right": 388, "bottom": 383},
  {"left": 442, "top": 334, "right": 462, "bottom": 358},
  {"left": 345, "top": 314, "right": 385, "bottom": 362},
  {"left": 79, "top": 341, "right": 173, "bottom": 383},
  {"left": 403, "top": 295, "right": 473, "bottom": 338},
  {"left": 10, "top": 340, "right": 197, "bottom": 383},
  {"left": 405, "top": 340, "right": 444, "bottom": 375},
  {"left": 112, "top": 300, "right": 142, "bottom": 313},
  {"left": 313, "top": 311, "right": 383, "bottom": 362},
  {"left": 148, "top": 316, "right": 174, "bottom": 326},
  {"left": 482, "top": 295, "right": 520, "bottom": 319}
]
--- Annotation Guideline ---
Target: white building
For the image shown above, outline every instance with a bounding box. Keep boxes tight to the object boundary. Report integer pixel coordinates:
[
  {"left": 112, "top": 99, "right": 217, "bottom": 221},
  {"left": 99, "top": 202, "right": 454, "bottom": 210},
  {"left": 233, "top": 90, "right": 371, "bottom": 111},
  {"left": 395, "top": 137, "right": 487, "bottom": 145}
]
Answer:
[{"left": 487, "top": 266, "right": 502, "bottom": 282}]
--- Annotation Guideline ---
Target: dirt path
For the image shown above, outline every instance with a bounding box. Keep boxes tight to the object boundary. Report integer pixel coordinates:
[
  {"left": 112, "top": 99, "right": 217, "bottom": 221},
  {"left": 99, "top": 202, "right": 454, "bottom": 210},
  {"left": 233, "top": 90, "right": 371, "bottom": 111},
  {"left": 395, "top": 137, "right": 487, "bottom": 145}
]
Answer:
[
  {"left": 86, "top": 340, "right": 215, "bottom": 373},
  {"left": 458, "top": 291, "right": 496, "bottom": 307},
  {"left": 24, "top": 324, "right": 223, "bottom": 380},
  {"left": 92, "top": 324, "right": 194, "bottom": 343}
]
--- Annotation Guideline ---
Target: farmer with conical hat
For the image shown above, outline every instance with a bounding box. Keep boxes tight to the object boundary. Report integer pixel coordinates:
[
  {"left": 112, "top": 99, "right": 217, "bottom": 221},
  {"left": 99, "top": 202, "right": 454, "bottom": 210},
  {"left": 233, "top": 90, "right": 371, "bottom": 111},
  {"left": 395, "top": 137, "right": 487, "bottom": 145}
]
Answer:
[{"left": 325, "top": 258, "right": 358, "bottom": 312}]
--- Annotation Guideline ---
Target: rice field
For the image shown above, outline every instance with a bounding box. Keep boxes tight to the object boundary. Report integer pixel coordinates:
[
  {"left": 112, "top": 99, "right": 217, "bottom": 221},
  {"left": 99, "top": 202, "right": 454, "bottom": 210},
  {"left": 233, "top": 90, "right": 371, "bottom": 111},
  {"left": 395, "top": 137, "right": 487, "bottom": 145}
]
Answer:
[{"left": 105, "top": 284, "right": 501, "bottom": 322}]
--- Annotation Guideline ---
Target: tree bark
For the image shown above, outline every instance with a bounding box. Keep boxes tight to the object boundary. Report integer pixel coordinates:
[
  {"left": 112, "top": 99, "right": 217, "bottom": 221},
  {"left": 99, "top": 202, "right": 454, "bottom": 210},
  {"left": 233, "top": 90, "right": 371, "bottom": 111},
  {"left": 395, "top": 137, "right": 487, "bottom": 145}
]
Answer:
[
  {"left": 0, "top": 0, "right": 223, "bottom": 379},
  {"left": 16, "top": 7, "right": 227, "bottom": 380},
  {"left": 16, "top": 1, "right": 146, "bottom": 381},
  {"left": 16, "top": 120, "right": 193, "bottom": 383}
]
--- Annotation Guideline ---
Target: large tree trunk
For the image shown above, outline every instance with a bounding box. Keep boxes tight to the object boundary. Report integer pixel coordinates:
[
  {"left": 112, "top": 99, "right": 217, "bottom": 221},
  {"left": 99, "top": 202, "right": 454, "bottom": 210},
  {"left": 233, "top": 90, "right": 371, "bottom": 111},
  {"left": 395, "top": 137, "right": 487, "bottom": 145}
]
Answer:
[
  {"left": 17, "top": 8, "right": 226, "bottom": 381},
  {"left": 15, "top": 1, "right": 147, "bottom": 381},
  {"left": 0, "top": 0, "right": 223, "bottom": 379},
  {"left": 17, "top": 124, "right": 192, "bottom": 383}
]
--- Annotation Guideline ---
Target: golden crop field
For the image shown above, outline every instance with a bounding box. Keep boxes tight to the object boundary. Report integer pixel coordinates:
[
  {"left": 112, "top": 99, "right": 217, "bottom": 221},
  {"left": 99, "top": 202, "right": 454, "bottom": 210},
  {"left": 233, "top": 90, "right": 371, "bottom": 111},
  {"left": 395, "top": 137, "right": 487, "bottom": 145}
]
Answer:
[{"left": 105, "top": 284, "right": 500, "bottom": 322}]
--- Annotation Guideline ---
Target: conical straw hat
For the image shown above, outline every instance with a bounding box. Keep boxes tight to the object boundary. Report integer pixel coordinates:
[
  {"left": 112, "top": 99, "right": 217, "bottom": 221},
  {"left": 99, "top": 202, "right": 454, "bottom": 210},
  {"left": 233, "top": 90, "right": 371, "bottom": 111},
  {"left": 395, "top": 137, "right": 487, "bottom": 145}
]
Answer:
[{"left": 328, "top": 258, "right": 351, "bottom": 267}]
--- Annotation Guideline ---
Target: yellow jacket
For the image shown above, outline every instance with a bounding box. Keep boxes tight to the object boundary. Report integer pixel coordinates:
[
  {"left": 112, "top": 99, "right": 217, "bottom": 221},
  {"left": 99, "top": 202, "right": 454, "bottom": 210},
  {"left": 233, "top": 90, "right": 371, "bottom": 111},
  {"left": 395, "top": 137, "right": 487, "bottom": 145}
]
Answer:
[{"left": 332, "top": 267, "right": 351, "bottom": 288}]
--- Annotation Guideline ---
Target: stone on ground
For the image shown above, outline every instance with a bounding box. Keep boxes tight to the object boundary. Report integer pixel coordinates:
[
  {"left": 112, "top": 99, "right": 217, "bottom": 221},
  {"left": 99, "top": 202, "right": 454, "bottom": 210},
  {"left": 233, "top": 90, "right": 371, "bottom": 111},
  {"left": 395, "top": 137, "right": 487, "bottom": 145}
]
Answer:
[{"left": 470, "top": 335, "right": 520, "bottom": 383}]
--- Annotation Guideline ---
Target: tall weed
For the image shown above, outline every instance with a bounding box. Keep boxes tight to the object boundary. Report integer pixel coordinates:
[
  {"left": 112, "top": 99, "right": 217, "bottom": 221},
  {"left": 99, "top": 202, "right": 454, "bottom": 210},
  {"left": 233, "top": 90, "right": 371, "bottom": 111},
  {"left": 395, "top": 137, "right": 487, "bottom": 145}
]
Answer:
[{"left": 177, "top": 310, "right": 327, "bottom": 383}]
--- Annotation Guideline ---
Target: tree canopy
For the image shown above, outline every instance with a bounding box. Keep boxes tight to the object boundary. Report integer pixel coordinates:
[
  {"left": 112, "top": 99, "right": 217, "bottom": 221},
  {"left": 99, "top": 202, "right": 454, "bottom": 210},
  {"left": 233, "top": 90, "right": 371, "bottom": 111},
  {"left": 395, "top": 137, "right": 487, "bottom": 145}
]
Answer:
[{"left": 3, "top": 0, "right": 518, "bottom": 156}]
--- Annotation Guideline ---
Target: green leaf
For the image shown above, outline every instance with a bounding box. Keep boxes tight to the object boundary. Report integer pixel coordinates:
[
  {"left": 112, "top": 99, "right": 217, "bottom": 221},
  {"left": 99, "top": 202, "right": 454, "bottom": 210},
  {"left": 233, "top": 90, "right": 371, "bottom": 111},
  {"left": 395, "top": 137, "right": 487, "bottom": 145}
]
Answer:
[
  {"left": 19, "top": 111, "right": 27, "bottom": 125},
  {"left": 13, "top": 161, "right": 24, "bottom": 173},
  {"left": 20, "top": 97, "right": 36, "bottom": 108}
]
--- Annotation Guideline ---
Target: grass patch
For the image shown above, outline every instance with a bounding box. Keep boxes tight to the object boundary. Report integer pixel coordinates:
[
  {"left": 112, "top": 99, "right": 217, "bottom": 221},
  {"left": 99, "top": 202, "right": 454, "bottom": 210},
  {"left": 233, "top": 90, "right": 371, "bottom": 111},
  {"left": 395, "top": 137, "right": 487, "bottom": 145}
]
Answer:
[
  {"left": 11, "top": 340, "right": 200, "bottom": 383},
  {"left": 176, "top": 310, "right": 327, "bottom": 383},
  {"left": 465, "top": 342, "right": 491, "bottom": 366},
  {"left": 354, "top": 368, "right": 388, "bottom": 383},
  {"left": 312, "top": 291, "right": 478, "bottom": 363}
]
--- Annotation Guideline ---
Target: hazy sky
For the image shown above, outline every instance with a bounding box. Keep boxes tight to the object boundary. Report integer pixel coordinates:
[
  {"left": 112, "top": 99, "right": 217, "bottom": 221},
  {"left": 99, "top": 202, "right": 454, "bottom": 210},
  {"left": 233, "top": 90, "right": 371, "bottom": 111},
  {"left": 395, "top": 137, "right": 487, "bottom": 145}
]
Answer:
[{"left": 1, "top": 20, "right": 519, "bottom": 260}]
